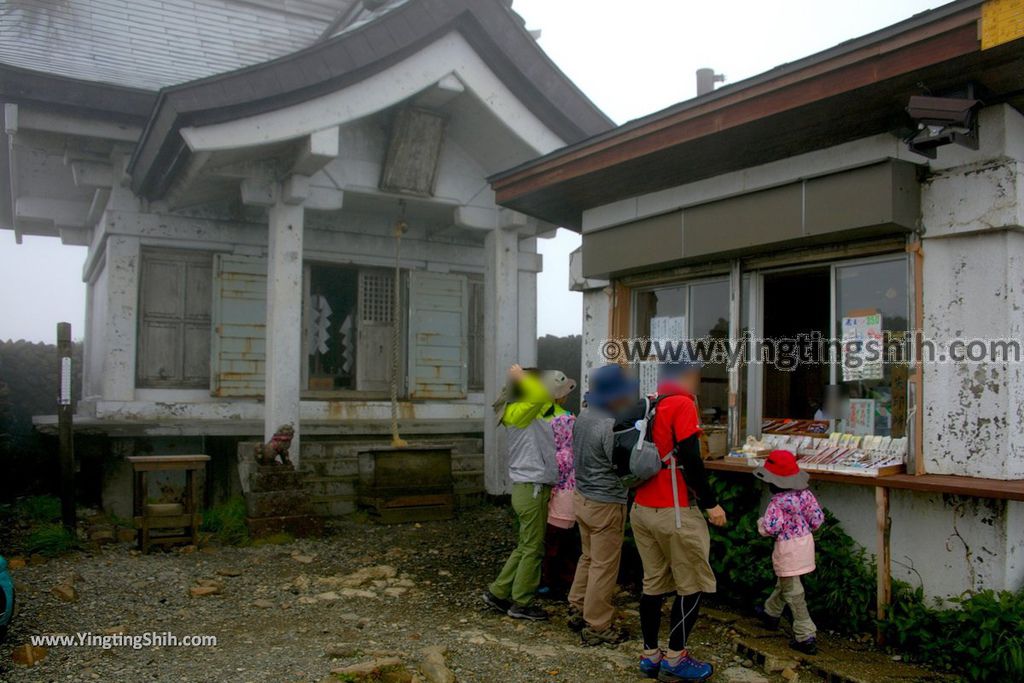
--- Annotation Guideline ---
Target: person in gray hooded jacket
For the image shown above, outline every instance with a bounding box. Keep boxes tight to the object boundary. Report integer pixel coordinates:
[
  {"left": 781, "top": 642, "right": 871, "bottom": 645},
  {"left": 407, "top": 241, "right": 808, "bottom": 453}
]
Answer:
[{"left": 568, "top": 364, "right": 638, "bottom": 645}]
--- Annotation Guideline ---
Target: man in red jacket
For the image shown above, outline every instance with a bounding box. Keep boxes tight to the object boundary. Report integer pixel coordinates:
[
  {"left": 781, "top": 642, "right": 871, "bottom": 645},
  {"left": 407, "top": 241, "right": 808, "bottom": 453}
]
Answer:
[{"left": 632, "top": 359, "right": 727, "bottom": 682}]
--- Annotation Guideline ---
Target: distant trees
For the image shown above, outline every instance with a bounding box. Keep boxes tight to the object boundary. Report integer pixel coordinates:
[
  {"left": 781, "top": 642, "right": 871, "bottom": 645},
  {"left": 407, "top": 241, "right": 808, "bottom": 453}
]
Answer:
[
  {"left": 0, "top": 340, "right": 83, "bottom": 501},
  {"left": 537, "top": 334, "right": 582, "bottom": 414}
]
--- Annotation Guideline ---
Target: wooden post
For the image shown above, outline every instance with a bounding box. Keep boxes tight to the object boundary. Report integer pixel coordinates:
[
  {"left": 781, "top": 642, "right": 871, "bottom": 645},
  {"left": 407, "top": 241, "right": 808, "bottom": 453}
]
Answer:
[
  {"left": 875, "top": 485, "right": 892, "bottom": 645},
  {"left": 907, "top": 240, "right": 926, "bottom": 475},
  {"left": 56, "top": 322, "right": 76, "bottom": 532},
  {"left": 727, "top": 259, "right": 743, "bottom": 448}
]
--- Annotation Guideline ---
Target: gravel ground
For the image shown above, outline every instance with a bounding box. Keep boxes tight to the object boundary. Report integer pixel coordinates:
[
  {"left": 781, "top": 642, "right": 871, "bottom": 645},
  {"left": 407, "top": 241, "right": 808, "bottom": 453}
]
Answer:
[{"left": 0, "top": 507, "right": 843, "bottom": 682}]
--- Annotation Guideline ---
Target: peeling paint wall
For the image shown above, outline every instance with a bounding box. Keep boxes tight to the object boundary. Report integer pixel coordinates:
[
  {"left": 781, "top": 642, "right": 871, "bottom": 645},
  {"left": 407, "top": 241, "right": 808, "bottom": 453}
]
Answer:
[
  {"left": 816, "top": 483, "right": 1021, "bottom": 600},
  {"left": 920, "top": 104, "right": 1024, "bottom": 479}
]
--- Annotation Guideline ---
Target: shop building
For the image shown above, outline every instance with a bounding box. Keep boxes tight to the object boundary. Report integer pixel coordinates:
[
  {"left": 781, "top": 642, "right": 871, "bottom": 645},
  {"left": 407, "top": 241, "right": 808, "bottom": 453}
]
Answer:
[{"left": 492, "top": 0, "right": 1024, "bottom": 600}]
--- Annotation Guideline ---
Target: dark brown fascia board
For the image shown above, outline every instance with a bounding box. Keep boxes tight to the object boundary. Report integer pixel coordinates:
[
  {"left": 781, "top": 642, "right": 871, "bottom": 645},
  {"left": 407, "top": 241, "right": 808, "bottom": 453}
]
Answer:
[
  {"left": 0, "top": 64, "right": 156, "bottom": 124},
  {"left": 488, "top": 0, "right": 984, "bottom": 188},
  {"left": 127, "top": 0, "right": 614, "bottom": 199}
]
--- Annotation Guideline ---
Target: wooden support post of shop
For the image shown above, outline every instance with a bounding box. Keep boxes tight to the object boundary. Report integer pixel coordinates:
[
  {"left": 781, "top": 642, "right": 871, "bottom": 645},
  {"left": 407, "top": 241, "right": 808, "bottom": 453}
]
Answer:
[
  {"left": 875, "top": 485, "right": 892, "bottom": 645},
  {"left": 57, "top": 322, "right": 76, "bottom": 532}
]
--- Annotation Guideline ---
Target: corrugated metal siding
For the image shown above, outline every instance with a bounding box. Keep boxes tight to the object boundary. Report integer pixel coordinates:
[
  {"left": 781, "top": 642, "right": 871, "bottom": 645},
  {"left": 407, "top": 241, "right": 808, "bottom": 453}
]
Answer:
[
  {"left": 0, "top": 0, "right": 357, "bottom": 89},
  {"left": 407, "top": 271, "right": 467, "bottom": 400},
  {"left": 211, "top": 253, "right": 266, "bottom": 397}
]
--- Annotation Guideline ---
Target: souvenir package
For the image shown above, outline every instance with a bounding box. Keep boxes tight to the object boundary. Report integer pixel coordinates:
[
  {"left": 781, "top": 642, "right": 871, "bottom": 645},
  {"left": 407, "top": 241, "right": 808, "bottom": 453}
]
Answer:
[{"left": 790, "top": 431, "right": 907, "bottom": 476}]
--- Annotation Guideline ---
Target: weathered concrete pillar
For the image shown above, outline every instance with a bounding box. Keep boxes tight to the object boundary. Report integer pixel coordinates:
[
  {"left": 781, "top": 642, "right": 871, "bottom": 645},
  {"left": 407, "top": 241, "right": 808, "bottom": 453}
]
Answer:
[
  {"left": 920, "top": 105, "right": 1024, "bottom": 479},
  {"left": 569, "top": 247, "right": 612, "bottom": 396},
  {"left": 517, "top": 237, "right": 539, "bottom": 369},
  {"left": 265, "top": 199, "right": 304, "bottom": 467},
  {"left": 102, "top": 234, "right": 140, "bottom": 402},
  {"left": 483, "top": 223, "right": 520, "bottom": 495}
]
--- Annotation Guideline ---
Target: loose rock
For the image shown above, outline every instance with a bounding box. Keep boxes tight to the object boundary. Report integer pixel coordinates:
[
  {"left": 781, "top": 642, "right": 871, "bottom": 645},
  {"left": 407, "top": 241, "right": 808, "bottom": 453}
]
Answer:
[
  {"left": 332, "top": 656, "right": 404, "bottom": 677},
  {"left": 11, "top": 645, "right": 47, "bottom": 667},
  {"left": 718, "top": 667, "right": 768, "bottom": 683},
  {"left": 51, "top": 582, "right": 78, "bottom": 602},
  {"left": 419, "top": 645, "right": 456, "bottom": 683},
  {"left": 764, "top": 654, "right": 798, "bottom": 672}
]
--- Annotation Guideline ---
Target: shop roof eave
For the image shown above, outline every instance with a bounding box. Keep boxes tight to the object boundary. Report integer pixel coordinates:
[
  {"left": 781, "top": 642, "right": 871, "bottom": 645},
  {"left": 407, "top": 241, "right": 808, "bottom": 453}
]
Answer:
[{"left": 490, "top": 0, "right": 997, "bottom": 229}]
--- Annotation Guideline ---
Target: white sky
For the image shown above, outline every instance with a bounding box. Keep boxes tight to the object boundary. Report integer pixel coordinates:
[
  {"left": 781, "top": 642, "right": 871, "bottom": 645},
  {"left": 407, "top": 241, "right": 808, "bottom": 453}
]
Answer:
[{"left": 0, "top": 0, "right": 940, "bottom": 343}]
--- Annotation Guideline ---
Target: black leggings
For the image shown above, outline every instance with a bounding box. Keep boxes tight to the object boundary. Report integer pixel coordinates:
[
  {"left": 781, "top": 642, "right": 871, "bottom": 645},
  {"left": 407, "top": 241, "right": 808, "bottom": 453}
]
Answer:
[{"left": 640, "top": 591, "right": 703, "bottom": 651}]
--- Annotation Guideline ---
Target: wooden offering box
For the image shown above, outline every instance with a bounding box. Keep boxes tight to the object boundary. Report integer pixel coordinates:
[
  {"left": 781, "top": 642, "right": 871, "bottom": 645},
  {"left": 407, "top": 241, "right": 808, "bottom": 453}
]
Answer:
[
  {"left": 357, "top": 445, "right": 454, "bottom": 524},
  {"left": 127, "top": 455, "right": 209, "bottom": 553}
]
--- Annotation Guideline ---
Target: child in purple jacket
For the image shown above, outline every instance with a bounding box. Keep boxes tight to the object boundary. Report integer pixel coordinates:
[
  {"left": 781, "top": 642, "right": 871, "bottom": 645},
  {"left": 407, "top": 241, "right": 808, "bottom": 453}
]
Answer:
[{"left": 753, "top": 450, "right": 825, "bottom": 655}]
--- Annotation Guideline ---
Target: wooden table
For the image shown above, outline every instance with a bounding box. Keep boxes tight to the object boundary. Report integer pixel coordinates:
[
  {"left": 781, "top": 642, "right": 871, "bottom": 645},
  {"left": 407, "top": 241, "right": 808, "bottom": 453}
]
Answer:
[{"left": 127, "top": 455, "right": 210, "bottom": 553}]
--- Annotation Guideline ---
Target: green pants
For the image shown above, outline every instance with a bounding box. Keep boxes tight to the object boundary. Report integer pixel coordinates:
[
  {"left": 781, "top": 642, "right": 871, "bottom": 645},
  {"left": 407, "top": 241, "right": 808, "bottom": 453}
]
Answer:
[{"left": 490, "top": 483, "right": 551, "bottom": 606}]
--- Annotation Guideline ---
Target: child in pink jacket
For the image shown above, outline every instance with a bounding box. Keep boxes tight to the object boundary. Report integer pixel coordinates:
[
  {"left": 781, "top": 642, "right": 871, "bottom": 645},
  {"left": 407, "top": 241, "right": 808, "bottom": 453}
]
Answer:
[
  {"left": 753, "top": 450, "right": 824, "bottom": 655},
  {"left": 540, "top": 411, "right": 578, "bottom": 598}
]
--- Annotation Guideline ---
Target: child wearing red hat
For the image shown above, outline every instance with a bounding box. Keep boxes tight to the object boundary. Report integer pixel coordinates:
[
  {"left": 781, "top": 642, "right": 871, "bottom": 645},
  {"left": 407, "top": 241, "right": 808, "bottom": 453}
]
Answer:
[{"left": 753, "top": 450, "right": 825, "bottom": 655}]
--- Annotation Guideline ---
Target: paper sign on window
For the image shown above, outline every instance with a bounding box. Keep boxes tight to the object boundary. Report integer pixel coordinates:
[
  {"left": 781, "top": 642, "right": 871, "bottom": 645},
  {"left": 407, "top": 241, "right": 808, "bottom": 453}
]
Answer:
[
  {"left": 841, "top": 313, "right": 884, "bottom": 382},
  {"left": 846, "top": 398, "right": 876, "bottom": 435}
]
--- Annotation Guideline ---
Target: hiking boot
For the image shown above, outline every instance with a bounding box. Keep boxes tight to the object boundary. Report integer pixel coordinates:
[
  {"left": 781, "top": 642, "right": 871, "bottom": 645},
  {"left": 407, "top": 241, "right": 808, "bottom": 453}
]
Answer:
[
  {"left": 482, "top": 591, "right": 511, "bottom": 614},
  {"left": 657, "top": 653, "right": 713, "bottom": 682},
  {"left": 639, "top": 650, "right": 664, "bottom": 679},
  {"left": 507, "top": 603, "right": 548, "bottom": 621},
  {"left": 790, "top": 636, "right": 818, "bottom": 655},
  {"left": 580, "top": 624, "right": 629, "bottom": 646},
  {"left": 566, "top": 608, "right": 585, "bottom": 633},
  {"left": 754, "top": 605, "right": 781, "bottom": 630}
]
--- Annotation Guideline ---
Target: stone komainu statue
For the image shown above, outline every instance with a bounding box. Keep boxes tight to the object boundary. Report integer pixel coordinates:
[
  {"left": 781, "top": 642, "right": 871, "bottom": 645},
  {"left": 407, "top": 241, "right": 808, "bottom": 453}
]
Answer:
[{"left": 255, "top": 424, "right": 295, "bottom": 467}]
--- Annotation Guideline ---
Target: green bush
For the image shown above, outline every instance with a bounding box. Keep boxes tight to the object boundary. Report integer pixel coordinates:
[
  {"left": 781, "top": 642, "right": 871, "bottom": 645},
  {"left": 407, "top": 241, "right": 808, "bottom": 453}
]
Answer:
[
  {"left": 25, "top": 523, "right": 78, "bottom": 557},
  {"left": 16, "top": 495, "right": 61, "bottom": 523},
  {"left": 884, "top": 584, "right": 1024, "bottom": 681},
  {"left": 200, "top": 496, "right": 249, "bottom": 546}
]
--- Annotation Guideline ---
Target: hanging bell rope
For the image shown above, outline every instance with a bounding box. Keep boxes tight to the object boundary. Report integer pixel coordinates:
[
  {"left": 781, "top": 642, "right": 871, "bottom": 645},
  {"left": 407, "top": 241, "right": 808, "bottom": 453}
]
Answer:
[{"left": 390, "top": 200, "right": 409, "bottom": 448}]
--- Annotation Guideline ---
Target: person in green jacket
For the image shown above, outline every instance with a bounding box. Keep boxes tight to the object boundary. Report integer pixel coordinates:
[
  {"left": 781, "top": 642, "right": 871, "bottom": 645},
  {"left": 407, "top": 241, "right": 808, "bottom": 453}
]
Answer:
[{"left": 483, "top": 363, "right": 576, "bottom": 620}]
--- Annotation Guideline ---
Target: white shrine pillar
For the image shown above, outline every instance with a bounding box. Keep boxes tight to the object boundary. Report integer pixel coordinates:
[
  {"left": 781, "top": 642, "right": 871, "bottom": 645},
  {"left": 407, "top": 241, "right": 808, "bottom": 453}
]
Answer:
[
  {"left": 264, "top": 183, "right": 306, "bottom": 467},
  {"left": 483, "top": 215, "right": 522, "bottom": 495}
]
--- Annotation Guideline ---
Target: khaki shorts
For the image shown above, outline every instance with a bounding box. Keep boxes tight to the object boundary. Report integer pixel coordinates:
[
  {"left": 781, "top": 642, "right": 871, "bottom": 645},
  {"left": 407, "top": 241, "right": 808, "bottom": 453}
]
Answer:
[{"left": 630, "top": 503, "right": 717, "bottom": 595}]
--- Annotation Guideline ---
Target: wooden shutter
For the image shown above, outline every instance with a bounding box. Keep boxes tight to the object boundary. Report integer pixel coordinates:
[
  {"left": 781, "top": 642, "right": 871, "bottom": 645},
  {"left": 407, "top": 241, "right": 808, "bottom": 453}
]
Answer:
[
  {"left": 408, "top": 271, "right": 468, "bottom": 399},
  {"left": 137, "top": 249, "right": 211, "bottom": 388},
  {"left": 210, "top": 254, "right": 266, "bottom": 397},
  {"left": 356, "top": 269, "right": 394, "bottom": 393}
]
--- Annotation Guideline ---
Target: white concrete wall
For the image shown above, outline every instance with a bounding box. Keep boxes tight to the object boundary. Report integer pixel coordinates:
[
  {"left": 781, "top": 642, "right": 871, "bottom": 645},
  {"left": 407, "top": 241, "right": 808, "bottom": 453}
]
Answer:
[
  {"left": 814, "top": 483, "right": 1022, "bottom": 600},
  {"left": 920, "top": 105, "right": 1024, "bottom": 479},
  {"left": 83, "top": 260, "right": 109, "bottom": 400},
  {"left": 570, "top": 247, "right": 612, "bottom": 395}
]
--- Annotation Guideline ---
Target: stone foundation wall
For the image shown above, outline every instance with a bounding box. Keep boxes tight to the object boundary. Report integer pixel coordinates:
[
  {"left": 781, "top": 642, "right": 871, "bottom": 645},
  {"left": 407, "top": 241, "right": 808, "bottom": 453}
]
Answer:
[{"left": 238, "top": 434, "right": 485, "bottom": 517}]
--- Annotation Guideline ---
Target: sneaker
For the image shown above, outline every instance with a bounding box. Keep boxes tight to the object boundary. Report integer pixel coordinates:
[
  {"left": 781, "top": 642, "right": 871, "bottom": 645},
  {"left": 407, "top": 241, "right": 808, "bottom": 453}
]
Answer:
[
  {"left": 507, "top": 603, "right": 548, "bottom": 621},
  {"left": 566, "top": 608, "right": 585, "bottom": 633},
  {"left": 754, "top": 605, "right": 781, "bottom": 630},
  {"left": 482, "top": 591, "right": 511, "bottom": 614},
  {"left": 658, "top": 653, "right": 714, "bottom": 682},
  {"left": 580, "top": 624, "right": 629, "bottom": 646},
  {"left": 639, "top": 651, "right": 664, "bottom": 679},
  {"left": 790, "top": 636, "right": 818, "bottom": 655}
]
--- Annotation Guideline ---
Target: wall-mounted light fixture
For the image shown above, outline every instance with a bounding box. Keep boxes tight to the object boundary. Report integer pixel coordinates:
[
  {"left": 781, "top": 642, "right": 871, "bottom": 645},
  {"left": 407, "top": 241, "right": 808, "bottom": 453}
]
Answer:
[{"left": 905, "top": 94, "right": 982, "bottom": 159}]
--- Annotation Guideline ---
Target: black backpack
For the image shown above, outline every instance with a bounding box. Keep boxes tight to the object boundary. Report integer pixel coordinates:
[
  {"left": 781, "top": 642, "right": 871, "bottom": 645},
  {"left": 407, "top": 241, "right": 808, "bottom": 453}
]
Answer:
[
  {"left": 610, "top": 397, "right": 663, "bottom": 487},
  {"left": 612, "top": 396, "right": 688, "bottom": 527}
]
